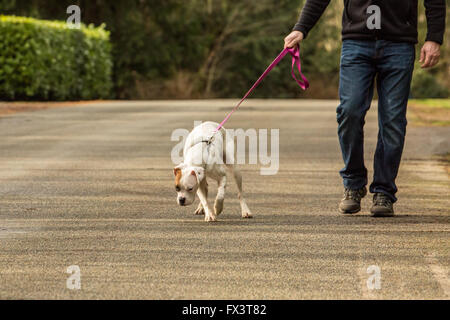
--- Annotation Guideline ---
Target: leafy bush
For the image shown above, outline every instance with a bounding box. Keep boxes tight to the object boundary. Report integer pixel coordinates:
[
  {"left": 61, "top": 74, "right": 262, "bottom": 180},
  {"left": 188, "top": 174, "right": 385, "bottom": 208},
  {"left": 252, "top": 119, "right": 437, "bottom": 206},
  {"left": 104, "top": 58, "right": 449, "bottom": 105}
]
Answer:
[
  {"left": 0, "top": 15, "right": 112, "bottom": 100},
  {"left": 411, "top": 67, "right": 449, "bottom": 99}
]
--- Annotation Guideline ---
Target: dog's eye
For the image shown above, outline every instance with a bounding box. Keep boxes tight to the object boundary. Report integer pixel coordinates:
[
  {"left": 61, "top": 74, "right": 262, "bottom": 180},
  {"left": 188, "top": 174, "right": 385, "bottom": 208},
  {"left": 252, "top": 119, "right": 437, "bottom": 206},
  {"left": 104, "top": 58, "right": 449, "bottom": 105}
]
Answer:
[
  {"left": 187, "top": 188, "right": 193, "bottom": 192},
  {"left": 175, "top": 186, "right": 180, "bottom": 192}
]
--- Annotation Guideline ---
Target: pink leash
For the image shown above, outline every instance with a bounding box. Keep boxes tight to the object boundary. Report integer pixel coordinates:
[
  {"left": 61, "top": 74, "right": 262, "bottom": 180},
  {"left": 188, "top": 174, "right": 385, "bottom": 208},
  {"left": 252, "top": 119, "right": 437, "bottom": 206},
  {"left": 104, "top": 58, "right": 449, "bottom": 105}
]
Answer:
[{"left": 210, "top": 46, "right": 309, "bottom": 141}]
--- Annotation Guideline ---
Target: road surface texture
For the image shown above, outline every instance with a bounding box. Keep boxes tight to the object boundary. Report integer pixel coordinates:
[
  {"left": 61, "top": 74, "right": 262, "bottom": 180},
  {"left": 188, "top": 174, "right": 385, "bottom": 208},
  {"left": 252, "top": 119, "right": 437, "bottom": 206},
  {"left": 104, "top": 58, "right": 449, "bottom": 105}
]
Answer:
[{"left": 0, "top": 100, "right": 448, "bottom": 299}]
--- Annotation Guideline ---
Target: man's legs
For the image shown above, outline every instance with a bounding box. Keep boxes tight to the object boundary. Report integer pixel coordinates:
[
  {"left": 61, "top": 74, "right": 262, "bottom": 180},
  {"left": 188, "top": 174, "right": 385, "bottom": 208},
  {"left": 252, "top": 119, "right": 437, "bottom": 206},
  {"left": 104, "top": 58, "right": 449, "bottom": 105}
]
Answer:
[
  {"left": 337, "top": 40, "right": 376, "bottom": 190},
  {"left": 370, "top": 41, "right": 415, "bottom": 205}
]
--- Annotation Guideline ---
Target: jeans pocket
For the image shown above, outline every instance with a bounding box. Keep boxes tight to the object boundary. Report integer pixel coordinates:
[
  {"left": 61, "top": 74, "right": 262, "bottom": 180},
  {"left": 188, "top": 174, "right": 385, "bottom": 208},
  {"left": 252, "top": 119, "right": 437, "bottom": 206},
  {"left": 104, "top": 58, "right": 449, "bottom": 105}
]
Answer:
[
  {"left": 341, "top": 40, "right": 370, "bottom": 63},
  {"left": 384, "top": 42, "right": 415, "bottom": 68}
]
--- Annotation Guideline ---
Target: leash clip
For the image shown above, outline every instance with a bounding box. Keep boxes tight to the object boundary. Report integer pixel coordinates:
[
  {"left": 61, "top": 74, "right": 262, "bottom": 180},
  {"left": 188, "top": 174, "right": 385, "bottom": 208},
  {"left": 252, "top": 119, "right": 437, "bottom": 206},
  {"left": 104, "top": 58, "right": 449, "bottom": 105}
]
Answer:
[
  {"left": 202, "top": 133, "right": 215, "bottom": 146},
  {"left": 206, "top": 134, "right": 215, "bottom": 145}
]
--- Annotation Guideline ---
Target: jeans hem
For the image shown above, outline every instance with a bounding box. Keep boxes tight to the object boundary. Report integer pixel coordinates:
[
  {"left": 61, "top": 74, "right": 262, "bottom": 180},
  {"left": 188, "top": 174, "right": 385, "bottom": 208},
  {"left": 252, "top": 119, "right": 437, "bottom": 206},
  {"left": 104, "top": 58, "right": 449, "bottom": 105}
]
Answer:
[{"left": 369, "top": 187, "right": 397, "bottom": 203}]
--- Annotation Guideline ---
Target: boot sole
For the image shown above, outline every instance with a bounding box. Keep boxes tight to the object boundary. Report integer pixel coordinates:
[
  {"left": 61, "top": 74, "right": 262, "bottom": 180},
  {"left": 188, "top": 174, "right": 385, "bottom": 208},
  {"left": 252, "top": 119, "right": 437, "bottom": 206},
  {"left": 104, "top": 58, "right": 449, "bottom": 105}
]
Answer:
[
  {"left": 339, "top": 207, "right": 361, "bottom": 214},
  {"left": 370, "top": 211, "right": 394, "bottom": 217}
]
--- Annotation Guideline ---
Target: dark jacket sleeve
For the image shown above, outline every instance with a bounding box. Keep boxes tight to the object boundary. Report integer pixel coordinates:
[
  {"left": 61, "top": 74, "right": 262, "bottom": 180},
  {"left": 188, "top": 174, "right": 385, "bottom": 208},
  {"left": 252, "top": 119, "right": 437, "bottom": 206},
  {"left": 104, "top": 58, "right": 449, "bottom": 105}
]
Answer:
[
  {"left": 292, "top": 0, "right": 331, "bottom": 38},
  {"left": 424, "top": 0, "right": 446, "bottom": 44}
]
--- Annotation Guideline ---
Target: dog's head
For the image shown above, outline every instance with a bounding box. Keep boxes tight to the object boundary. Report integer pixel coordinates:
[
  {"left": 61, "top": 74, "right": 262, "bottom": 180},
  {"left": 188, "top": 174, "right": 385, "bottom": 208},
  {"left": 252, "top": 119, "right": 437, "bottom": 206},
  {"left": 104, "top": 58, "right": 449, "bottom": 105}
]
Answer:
[{"left": 173, "top": 164, "right": 205, "bottom": 206}]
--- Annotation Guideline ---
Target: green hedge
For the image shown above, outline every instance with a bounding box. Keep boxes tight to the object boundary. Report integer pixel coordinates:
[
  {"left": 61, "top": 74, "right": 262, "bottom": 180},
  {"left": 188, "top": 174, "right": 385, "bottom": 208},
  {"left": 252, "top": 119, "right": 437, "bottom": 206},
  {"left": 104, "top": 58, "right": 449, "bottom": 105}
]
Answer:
[
  {"left": 411, "top": 66, "right": 449, "bottom": 99},
  {"left": 0, "top": 15, "right": 113, "bottom": 100}
]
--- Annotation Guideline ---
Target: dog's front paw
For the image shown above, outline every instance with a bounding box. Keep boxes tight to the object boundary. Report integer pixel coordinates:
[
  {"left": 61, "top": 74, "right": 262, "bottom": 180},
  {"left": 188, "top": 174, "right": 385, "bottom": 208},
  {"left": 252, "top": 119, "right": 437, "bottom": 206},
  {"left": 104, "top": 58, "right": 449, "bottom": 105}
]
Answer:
[
  {"left": 241, "top": 211, "right": 253, "bottom": 219},
  {"left": 205, "top": 214, "right": 217, "bottom": 222},
  {"left": 194, "top": 207, "right": 205, "bottom": 215},
  {"left": 214, "top": 199, "right": 224, "bottom": 216}
]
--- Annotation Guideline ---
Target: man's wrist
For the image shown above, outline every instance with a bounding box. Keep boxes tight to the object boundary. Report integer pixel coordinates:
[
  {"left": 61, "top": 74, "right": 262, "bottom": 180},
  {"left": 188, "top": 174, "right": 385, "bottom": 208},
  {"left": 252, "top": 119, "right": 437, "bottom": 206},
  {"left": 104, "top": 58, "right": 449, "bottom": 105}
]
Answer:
[
  {"left": 424, "top": 40, "right": 441, "bottom": 47},
  {"left": 292, "top": 25, "right": 308, "bottom": 39},
  {"left": 425, "top": 34, "right": 443, "bottom": 45}
]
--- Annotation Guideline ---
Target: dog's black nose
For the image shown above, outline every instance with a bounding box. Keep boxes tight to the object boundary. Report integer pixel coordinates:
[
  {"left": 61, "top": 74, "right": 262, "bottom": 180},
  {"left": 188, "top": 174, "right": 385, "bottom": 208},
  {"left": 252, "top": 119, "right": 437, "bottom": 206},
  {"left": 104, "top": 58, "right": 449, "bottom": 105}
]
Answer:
[{"left": 179, "top": 197, "right": 186, "bottom": 205}]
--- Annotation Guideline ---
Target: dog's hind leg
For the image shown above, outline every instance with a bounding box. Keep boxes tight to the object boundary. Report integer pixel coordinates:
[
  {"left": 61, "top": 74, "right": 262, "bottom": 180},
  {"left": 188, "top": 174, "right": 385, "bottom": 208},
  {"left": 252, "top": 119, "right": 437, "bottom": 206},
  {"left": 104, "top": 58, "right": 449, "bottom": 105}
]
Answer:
[
  {"left": 194, "top": 183, "right": 207, "bottom": 215},
  {"left": 228, "top": 165, "right": 253, "bottom": 219},
  {"left": 214, "top": 175, "right": 226, "bottom": 216}
]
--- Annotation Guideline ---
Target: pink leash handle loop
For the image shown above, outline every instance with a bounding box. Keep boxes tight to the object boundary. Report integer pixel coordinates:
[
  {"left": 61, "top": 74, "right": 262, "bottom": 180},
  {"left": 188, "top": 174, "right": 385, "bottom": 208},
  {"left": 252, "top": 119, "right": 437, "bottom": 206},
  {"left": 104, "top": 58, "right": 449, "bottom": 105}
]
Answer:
[
  {"left": 287, "top": 46, "right": 309, "bottom": 90},
  {"left": 213, "top": 46, "right": 309, "bottom": 134}
]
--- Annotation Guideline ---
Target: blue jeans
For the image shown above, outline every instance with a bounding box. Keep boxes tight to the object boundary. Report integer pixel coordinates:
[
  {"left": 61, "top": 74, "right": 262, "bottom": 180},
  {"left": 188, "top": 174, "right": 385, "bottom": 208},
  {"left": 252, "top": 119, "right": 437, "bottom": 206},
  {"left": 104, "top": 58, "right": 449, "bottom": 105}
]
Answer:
[{"left": 337, "top": 40, "right": 415, "bottom": 203}]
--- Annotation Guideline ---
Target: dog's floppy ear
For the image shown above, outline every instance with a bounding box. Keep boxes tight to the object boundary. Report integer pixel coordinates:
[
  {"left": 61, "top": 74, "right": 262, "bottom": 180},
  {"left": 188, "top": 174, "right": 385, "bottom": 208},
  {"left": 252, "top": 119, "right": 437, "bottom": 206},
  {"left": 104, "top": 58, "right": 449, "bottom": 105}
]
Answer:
[
  {"left": 173, "top": 163, "right": 185, "bottom": 176},
  {"left": 190, "top": 167, "right": 205, "bottom": 184}
]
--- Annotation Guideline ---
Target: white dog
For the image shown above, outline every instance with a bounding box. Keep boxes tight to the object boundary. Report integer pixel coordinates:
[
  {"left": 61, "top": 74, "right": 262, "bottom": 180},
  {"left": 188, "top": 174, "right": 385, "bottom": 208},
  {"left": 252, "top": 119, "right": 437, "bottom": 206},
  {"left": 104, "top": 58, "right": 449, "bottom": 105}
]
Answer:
[{"left": 173, "top": 121, "right": 253, "bottom": 222}]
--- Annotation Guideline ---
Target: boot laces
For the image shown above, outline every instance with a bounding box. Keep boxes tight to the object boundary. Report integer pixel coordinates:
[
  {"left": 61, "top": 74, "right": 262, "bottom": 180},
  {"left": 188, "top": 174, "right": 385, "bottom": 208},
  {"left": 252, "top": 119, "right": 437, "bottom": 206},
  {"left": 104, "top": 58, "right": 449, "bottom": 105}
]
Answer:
[
  {"left": 374, "top": 193, "right": 391, "bottom": 206},
  {"left": 344, "top": 188, "right": 363, "bottom": 201}
]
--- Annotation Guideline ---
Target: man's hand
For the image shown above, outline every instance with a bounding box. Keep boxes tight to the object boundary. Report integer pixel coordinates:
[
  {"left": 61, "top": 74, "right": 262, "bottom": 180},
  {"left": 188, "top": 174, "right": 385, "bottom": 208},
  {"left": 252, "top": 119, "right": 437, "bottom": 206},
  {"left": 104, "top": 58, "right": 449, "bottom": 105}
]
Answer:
[
  {"left": 284, "top": 31, "right": 304, "bottom": 49},
  {"left": 420, "top": 41, "right": 440, "bottom": 68}
]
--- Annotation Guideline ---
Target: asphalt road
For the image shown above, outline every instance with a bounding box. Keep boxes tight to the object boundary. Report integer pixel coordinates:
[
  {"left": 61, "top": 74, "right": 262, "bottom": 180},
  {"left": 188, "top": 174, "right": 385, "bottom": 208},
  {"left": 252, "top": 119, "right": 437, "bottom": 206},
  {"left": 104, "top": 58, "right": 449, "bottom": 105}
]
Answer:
[{"left": 0, "top": 100, "right": 448, "bottom": 299}]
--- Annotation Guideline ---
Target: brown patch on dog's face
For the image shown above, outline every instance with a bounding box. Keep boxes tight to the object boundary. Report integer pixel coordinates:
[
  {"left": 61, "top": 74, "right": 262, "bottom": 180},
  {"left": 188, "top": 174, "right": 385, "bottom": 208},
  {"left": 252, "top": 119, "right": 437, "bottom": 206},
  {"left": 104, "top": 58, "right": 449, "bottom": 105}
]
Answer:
[
  {"left": 174, "top": 168, "right": 182, "bottom": 186},
  {"left": 174, "top": 166, "right": 197, "bottom": 206}
]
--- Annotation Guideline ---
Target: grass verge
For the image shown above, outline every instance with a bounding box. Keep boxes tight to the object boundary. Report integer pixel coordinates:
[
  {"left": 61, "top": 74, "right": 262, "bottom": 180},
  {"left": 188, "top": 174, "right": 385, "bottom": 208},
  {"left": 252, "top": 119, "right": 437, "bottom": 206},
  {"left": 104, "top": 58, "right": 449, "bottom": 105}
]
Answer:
[{"left": 408, "top": 99, "right": 450, "bottom": 127}]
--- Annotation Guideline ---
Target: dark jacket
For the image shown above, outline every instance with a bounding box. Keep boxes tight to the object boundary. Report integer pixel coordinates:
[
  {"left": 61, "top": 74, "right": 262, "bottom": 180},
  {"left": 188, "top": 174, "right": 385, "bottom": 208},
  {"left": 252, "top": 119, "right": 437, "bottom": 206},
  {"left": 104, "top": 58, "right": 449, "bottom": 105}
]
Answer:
[{"left": 293, "top": 0, "right": 446, "bottom": 44}]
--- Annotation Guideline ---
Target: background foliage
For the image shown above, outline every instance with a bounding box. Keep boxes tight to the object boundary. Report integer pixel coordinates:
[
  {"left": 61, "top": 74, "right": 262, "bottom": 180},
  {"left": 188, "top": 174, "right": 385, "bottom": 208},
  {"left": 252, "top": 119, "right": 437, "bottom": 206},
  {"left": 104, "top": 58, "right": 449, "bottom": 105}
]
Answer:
[
  {"left": 0, "top": 15, "right": 112, "bottom": 100},
  {"left": 0, "top": 0, "right": 448, "bottom": 100}
]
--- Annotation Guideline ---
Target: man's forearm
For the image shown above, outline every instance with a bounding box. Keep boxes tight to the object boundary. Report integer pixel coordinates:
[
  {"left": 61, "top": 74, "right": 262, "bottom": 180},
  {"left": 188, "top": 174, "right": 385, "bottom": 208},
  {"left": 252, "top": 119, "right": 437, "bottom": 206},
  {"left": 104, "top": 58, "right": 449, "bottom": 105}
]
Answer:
[
  {"left": 424, "top": 0, "right": 446, "bottom": 44},
  {"left": 293, "top": 0, "right": 331, "bottom": 38}
]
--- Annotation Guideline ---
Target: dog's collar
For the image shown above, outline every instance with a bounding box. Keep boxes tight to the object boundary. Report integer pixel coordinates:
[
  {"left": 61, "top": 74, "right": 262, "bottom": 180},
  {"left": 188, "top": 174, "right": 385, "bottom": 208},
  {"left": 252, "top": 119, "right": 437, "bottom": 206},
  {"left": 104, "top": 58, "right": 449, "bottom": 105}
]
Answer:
[
  {"left": 188, "top": 139, "right": 212, "bottom": 152},
  {"left": 193, "top": 136, "right": 214, "bottom": 147}
]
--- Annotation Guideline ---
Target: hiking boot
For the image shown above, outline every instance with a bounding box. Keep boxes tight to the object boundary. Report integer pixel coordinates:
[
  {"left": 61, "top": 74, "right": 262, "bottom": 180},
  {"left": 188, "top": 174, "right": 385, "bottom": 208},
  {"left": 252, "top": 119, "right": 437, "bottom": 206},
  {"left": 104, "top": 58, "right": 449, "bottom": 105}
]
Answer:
[
  {"left": 370, "top": 193, "right": 394, "bottom": 217},
  {"left": 338, "top": 187, "right": 367, "bottom": 214}
]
